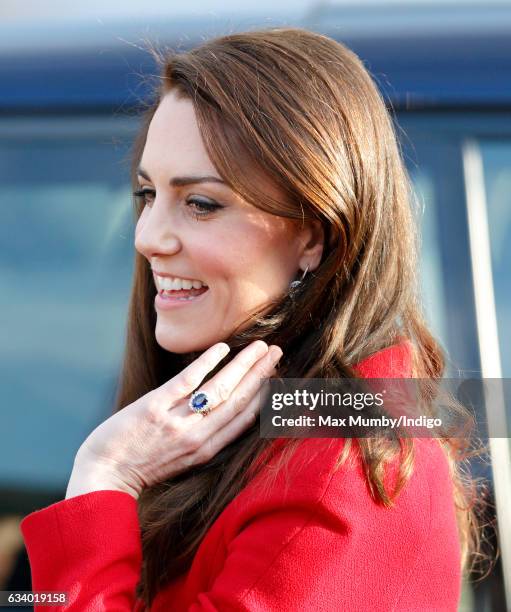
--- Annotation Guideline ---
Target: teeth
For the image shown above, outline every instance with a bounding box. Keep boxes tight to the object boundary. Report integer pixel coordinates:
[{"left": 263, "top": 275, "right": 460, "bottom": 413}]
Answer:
[{"left": 155, "top": 275, "right": 207, "bottom": 291}]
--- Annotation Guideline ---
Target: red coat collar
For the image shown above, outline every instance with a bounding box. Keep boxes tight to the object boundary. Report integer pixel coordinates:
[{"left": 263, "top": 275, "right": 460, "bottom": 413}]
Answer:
[
  {"left": 251, "top": 340, "right": 413, "bottom": 465},
  {"left": 353, "top": 339, "right": 413, "bottom": 378}
]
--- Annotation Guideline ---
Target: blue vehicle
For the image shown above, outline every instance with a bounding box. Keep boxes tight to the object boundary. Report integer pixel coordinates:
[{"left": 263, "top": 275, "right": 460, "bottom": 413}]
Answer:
[{"left": 1, "top": 4, "right": 510, "bottom": 610}]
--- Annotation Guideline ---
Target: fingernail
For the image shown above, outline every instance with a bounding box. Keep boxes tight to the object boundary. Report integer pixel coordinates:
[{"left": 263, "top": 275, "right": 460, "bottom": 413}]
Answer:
[
  {"left": 254, "top": 340, "right": 269, "bottom": 357},
  {"left": 269, "top": 346, "right": 283, "bottom": 363},
  {"left": 218, "top": 343, "right": 231, "bottom": 358}
]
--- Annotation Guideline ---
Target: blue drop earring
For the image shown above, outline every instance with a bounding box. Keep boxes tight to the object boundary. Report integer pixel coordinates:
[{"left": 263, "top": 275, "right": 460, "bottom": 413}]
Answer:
[{"left": 289, "top": 264, "right": 310, "bottom": 291}]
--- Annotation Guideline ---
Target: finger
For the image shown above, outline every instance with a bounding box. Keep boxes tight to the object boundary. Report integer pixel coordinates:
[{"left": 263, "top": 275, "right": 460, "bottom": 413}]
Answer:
[
  {"left": 182, "top": 372, "right": 274, "bottom": 468},
  {"left": 171, "top": 340, "right": 270, "bottom": 415},
  {"left": 196, "top": 346, "right": 282, "bottom": 434},
  {"left": 161, "top": 342, "right": 231, "bottom": 403}
]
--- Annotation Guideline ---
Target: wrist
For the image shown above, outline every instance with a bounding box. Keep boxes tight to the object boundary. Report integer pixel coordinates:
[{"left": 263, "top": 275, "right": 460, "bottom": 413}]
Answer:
[{"left": 66, "top": 455, "right": 140, "bottom": 501}]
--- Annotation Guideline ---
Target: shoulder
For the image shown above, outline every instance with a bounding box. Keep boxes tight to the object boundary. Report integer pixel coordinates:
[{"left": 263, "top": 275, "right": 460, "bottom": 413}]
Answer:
[
  {"left": 213, "top": 437, "right": 460, "bottom": 609},
  {"left": 235, "top": 436, "right": 456, "bottom": 533}
]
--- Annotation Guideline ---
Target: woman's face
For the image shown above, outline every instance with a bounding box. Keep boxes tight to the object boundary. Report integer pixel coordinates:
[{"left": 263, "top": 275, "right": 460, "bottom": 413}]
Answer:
[{"left": 135, "top": 89, "right": 323, "bottom": 353}]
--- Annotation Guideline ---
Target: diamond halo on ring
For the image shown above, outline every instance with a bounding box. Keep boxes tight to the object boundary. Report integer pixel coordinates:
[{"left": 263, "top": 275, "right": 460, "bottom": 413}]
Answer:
[{"left": 189, "top": 390, "right": 211, "bottom": 416}]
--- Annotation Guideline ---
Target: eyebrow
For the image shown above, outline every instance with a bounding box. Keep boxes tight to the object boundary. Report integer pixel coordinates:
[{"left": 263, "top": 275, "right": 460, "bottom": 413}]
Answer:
[{"left": 137, "top": 166, "right": 226, "bottom": 187}]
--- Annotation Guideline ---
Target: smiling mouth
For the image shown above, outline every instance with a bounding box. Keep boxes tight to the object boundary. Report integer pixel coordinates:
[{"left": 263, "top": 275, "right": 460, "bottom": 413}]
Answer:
[{"left": 158, "top": 287, "right": 209, "bottom": 300}]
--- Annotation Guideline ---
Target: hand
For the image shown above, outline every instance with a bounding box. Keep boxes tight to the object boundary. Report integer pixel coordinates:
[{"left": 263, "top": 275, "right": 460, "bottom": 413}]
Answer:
[{"left": 66, "top": 340, "right": 283, "bottom": 500}]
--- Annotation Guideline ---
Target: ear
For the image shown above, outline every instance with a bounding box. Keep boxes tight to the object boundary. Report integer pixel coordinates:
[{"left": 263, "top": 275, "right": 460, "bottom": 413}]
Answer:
[{"left": 297, "top": 219, "right": 324, "bottom": 272}]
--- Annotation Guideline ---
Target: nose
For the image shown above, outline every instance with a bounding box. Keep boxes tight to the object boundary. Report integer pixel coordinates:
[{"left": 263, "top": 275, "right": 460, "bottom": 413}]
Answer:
[{"left": 134, "top": 199, "right": 182, "bottom": 260}]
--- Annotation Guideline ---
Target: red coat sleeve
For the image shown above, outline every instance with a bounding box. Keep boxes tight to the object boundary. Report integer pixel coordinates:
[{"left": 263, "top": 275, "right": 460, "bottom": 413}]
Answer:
[
  {"left": 20, "top": 490, "right": 144, "bottom": 611},
  {"left": 20, "top": 448, "right": 344, "bottom": 612}
]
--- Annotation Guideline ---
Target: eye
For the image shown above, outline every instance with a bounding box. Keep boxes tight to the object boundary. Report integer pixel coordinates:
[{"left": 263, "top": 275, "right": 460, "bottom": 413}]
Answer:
[
  {"left": 132, "top": 189, "right": 224, "bottom": 218},
  {"left": 186, "top": 196, "right": 223, "bottom": 219},
  {"left": 133, "top": 188, "right": 155, "bottom": 207}
]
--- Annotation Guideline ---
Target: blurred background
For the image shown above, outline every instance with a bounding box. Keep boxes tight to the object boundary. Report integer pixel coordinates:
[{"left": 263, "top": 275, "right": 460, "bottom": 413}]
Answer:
[{"left": 0, "top": 1, "right": 510, "bottom": 610}]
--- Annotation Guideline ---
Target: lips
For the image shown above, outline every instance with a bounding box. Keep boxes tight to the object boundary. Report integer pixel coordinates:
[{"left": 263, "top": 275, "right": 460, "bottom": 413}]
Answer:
[
  {"left": 156, "top": 285, "right": 210, "bottom": 309},
  {"left": 159, "top": 287, "right": 208, "bottom": 298}
]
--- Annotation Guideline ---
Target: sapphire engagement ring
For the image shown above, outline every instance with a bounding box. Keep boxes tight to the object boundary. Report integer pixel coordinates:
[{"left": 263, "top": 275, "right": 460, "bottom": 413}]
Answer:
[{"left": 189, "top": 390, "right": 211, "bottom": 416}]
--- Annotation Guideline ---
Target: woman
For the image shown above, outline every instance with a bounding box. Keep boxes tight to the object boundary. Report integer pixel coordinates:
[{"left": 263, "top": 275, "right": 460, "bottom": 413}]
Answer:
[{"left": 21, "top": 27, "right": 478, "bottom": 611}]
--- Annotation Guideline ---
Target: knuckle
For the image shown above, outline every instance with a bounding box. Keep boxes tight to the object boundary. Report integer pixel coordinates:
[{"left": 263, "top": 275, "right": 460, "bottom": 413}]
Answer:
[
  {"left": 194, "top": 448, "right": 210, "bottom": 465},
  {"left": 179, "top": 454, "right": 195, "bottom": 470},
  {"left": 162, "top": 415, "right": 182, "bottom": 435},
  {"left": 246, "top": 411, "right": 258, "bottom": 426},
  {"left": 252, "top": 362, "right": 270, "bottom": 379},
  {"left": 145, "top": 403, "right": 165, "bottom": 425},
  {"left": 231, "top": 390, "right": 250, "bottom": 412},
  {"left": 180, "top": 370, "right": 201, "bottom": 392},
  {"left": 185, "top": 431, "right": 203, "bottom": 453},
  {"left": 196, "top": 439, "right": 215, "bottom": 463},
  {"left": 205, "top": 353, "right": 221, "bottom": 370},
  {"left": 215, "top": 381, "right": 231, "bottom": 403},
  {"left": 239, "top": 352, "right": 258, "bottom": 369}
]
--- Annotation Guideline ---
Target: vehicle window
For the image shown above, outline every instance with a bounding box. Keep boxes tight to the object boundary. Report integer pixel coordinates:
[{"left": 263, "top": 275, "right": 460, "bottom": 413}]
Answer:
[
  {"left": 480, "top": 141, "right": 511, "bottom": 377},
  {"left": 398, "top": 122, "right": 480, "bottom": 377},
  {"left": 0, "top": 119, "right": 136, "bottom": 489}
]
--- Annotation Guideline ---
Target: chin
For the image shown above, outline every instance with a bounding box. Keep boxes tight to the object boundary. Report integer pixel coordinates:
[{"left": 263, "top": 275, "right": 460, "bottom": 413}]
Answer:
[
  {"left": 157, "top": 337, "right": 207, "bottom": 354},
  {"left": 155, "top": 326, "right": 222, "bottom": 355}
]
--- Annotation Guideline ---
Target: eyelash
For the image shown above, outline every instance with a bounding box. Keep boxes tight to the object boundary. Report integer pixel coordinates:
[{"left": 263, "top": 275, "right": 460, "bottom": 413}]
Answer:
[{"left": 132, "top": 188, "right": 223, "bottom": 219}]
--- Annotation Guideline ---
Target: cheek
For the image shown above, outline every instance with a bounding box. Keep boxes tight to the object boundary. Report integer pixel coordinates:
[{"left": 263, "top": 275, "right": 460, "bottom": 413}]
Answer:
[
  {"left": 189, "top": 214, "right": 298, "bottom": 300},
  {"left": 220, "top": 230, "right": 273, "bottom": 275},
  {"left": 192, "top": 222, "right": 268, "bottom": 276},
  {"left": 248, "top": 220, "right": 300, "bottom": 274},
  {"left": 212, "top": 222, "right": 296, "bottom": 296}
]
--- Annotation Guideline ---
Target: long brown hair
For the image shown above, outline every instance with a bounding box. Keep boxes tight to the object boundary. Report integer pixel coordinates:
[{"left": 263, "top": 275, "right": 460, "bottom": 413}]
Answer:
[{"left": 114, "top": 28, "right": 484, "bottom": 606}]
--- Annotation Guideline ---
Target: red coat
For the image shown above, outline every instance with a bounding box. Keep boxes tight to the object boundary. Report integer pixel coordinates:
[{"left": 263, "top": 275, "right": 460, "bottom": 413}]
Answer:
[{"left": 21, "top": 341, "right": 461, "bottom": 611}]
